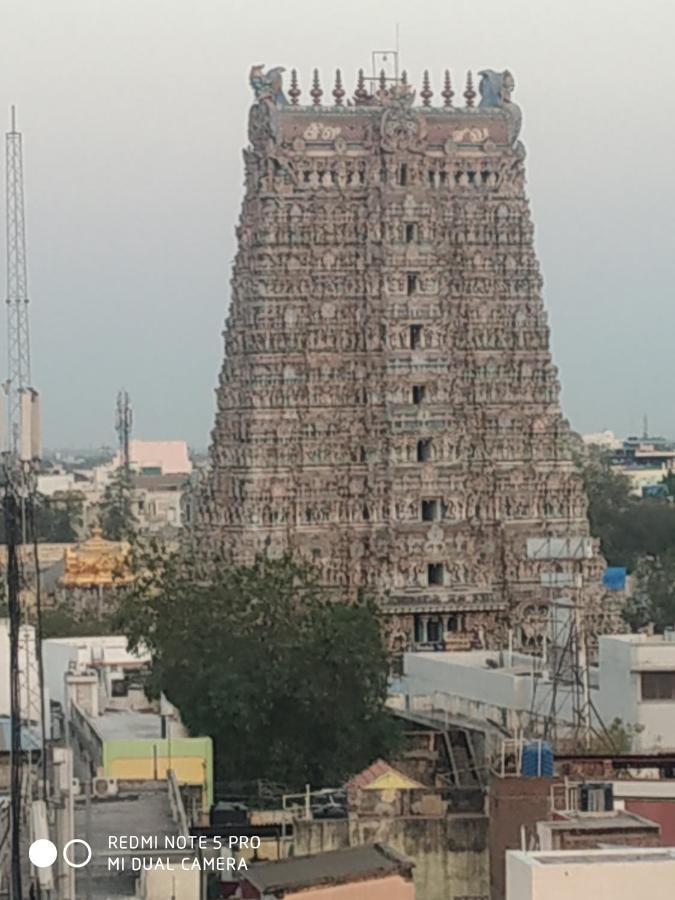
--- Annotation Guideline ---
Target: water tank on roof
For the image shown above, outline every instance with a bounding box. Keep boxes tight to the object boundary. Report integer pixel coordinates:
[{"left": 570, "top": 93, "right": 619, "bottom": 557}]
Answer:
[{"left": 521, "top": 740, "right": 554, "bottom": 777}]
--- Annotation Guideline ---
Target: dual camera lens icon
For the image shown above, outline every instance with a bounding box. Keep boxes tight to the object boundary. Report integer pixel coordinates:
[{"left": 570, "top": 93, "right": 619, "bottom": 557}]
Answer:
[{"left": 29, "top": 838, "right": 92, "bottom": 869}]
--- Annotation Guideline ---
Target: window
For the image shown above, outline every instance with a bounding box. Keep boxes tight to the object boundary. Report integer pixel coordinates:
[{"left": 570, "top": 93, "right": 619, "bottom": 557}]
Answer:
[
  {"left": 421, "top": 499, "right": 440, "bottom": 522},
  {"left": 410, "top": 324, "right": 422, "bottom": 349},
  {"left": 427, "top": 564, "right": 444, "bottom": 586},
  {"left": 427, "top": 618, "right": 442, "bottom": 642},
  {"left": 405, "top": 223, "right": 418, "bottom": 243},
  {"left": 641, "top": 671, "right": 675, "bottom": 701},
  {"left": 399, "top": 163, "right": 408, "bottom": 186},
  {"left": 417, "top": 439, "right": 432, "bottom": 462},
  {"left": 312, "top": 548, "right": 321, "bottom": 559},
  {"left": 412, "top": 385, "right": 426, "bottom": 405},
  {"left": 407, "top": 272, "right": 419, "bottom": 296},
  {"left": 111, "top": 678, "right": 129, "bottom": 698},
  {"left": 414, "top": 616, "right": 425, "bottom": 644}
]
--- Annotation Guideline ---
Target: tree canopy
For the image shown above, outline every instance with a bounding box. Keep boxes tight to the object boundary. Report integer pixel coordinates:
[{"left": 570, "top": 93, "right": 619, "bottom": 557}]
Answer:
[
  {"left": 99, "top": 468, "right": 137, "bottom": 540},
  {"left": 0, "top": 491, "right": 83, "bottom": 544},
  {"left": 578, "top": 445, "right": 675, "bottom": 632},
  {"left": 579, "top": 447, "right": 675, "bottom": 571},
  {"left": 116, "top": 548, "right": 400, "bottom": 789}
]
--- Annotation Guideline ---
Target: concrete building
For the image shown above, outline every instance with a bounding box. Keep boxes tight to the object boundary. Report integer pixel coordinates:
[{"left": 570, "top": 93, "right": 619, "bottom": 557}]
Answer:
[
  {"left": 536, "top": 809, "right": 660, "bottom": 850},
  {"left": 43, "top": 634, "right": 214, "bottom": 809},
  {"left": 293, "top": 757, "right": 489, "bottom": 900},
  {"left": 240, "top": 845, "right": 415, "bottom": 900},
  {"left": 598, "top": 634, "right": 675, "bottom": 751},
  {"left": 130, "top": 472, "right": 188, "bottom": 534},
  {"left": 489, "top": 775, "right": 558, "bottom": 900},
  {"left": 506, "top": 847, "right": 675, "bottom": 900},
  {"left": 113, "top": 439, "right": 192, "bottom": 476},
  {"left": 611, "top": 779, "right": 675, "bottom": 845},
  {"left": 396, "top": 632, "right": 675, "bottom": 755}
]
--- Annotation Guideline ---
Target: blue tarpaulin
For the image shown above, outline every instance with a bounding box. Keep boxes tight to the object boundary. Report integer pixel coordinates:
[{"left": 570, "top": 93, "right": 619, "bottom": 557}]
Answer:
[{"left": 603, "top": 567, "right": 627, "bottom": 590}]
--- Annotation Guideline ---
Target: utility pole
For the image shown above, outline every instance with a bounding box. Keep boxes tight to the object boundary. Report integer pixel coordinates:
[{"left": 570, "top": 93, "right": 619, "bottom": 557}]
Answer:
[{"left": 3, "top": 105, "right": 42, "bottom": 900}]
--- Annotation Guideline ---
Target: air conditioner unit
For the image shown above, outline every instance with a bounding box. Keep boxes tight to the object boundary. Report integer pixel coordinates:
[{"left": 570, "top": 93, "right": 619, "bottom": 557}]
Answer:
[
  {"left": 93, "top": 777, "right": 119, "bottom": 799},
  {"left": 71, "top": 778, "right": 81, "bottom": 797}
]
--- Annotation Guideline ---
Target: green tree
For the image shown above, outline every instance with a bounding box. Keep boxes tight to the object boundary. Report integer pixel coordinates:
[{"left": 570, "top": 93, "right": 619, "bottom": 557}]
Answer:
[
  {"left": 33, "top": 491, "right": 83, "bottom": 542},
  {"left": 116, "top": 547, "right": 400, "bottom": 788},
  {"left": 0, "top": 491, "right": 83, "bottom": 544},
  {"left": 623, "top": 550, "right": 675, "bottom": 633},
  {"left": 99, "top": 469, "right": 137, "bottom": 540},
  {"left": 577, "top": 446, "right": 675, "bottom": 570},
  {"left": 41, "top": 603, "right": 116, "bottom": 639}
]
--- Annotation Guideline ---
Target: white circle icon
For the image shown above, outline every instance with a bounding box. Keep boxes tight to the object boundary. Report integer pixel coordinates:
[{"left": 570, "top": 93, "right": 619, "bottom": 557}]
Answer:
[
  {"left": 29, "top": 839, "right": 58, "bottom": 868},
  {"left": 63, "top": 839, "right": 92, "bottom": 868}
]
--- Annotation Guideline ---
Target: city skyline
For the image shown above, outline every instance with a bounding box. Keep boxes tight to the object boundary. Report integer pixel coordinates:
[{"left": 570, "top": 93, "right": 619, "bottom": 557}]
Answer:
[{"left": 1, "top": 0, "right": 674, "bottom": 446}]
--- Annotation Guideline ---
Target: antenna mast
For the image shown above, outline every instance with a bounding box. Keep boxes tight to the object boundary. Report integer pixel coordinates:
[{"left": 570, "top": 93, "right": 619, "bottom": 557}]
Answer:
[
  {"left": 5, "top": 105, "right": 31, "bottom": 452},
  {"left": 3, "top": 106, "right": 42, "bottom": 900},
  {"left": 116, "top": 390, "right": 132, "bottom": 473}
]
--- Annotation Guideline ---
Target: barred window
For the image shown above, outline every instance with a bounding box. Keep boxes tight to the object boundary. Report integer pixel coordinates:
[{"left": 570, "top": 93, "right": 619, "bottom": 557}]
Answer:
[{"left": 641, "top": 671, "right": 675, "bottom": 701}]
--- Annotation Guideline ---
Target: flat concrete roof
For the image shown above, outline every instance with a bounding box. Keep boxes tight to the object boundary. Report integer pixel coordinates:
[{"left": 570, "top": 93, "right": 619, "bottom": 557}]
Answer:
[
  {"left": 544, "top": 811, "right": 659, "bottom": 831},
  {"left": 512, "top": 848, "right": 675, "bottom": 867},
  {"left": 74, "top": 791, "right": 176, "bottom": 898},
  {"left": 92, "top": 709, "right": 164, "bottom": 742}
]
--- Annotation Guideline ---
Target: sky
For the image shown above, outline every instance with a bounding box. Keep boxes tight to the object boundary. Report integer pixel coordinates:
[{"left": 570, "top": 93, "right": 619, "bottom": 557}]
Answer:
[{"left": 0, "top": 0, "right": 674, "bottom": 448}]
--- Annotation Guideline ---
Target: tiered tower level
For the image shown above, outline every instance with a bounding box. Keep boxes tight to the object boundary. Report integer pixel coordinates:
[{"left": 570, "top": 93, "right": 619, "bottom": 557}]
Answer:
[{"left": 197, "top": 66, "right": 621, "bottom": 651}]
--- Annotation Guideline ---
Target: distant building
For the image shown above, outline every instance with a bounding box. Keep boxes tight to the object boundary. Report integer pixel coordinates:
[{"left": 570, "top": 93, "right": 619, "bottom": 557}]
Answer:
[
  {"left": 397, "top": 631, "right": 675, "bottom": 755},
  {"left": 489, "top": 774, "right": 664, "bottom": 900},
  {"left": 293, "top": 756, "right": 489, "bottom": 900},
  {"left": 506, "top": 847, "right": 675, "bottom": 900},
  {"left": 113, "top": 439, "right": 192, "bottom": 476},
  {"left": 130, "top": 472, "right": 188, "bottom": 534},
  {"left": 40, "top": 528, "right": 133, "bottom": 617},
  {"left": 43, "top": 634, "right": 213, "bottom": 810},
  {"left": 598, "top": 634, "right": 675, "bottom": 752},
  {"left": 536, "top": 808, "right": 660, "bottom": 850},
  {"left": 581, "top": 430, "right": 622, "bottom": 450},
  {"left": 240, "top": 845, "right": 415, "bottom": 900}
]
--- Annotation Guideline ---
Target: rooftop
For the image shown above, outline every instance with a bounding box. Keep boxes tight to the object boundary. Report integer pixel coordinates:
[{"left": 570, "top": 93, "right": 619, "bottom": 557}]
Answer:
[
  {"left": 113, "top": 439, "right": 192, "bottom": 475},
  {"left": 244, "top": 844, "right": 413, "bottom": 893},
  {"left": 545, "top": 810, "right": 659, "bottom": 832},
  {"left": 91, "top": 709, "right": 164, "bottom": 742},
  {"left": 346, "top": 758, "right": 424, "bottom": 792},
  {"left": 514, "top": 848, "right": 675, "bottom": 867}
]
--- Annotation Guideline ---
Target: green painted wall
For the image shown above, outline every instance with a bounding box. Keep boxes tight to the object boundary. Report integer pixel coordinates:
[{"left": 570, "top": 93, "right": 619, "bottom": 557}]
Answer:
[{"left": 102, "top": 736, "right": 213, "bottom": 806}]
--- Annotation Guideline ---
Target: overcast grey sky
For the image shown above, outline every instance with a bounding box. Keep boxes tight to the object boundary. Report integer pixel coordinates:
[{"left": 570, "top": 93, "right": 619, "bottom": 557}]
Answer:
[{"left": 0, "top": 0, "right": 673, "bottom": 448}]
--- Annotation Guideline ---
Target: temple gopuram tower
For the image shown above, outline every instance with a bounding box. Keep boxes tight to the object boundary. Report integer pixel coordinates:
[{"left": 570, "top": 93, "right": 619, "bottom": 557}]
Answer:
[{"left": 196, "top": 66, "right": 620, "bottom": 652}]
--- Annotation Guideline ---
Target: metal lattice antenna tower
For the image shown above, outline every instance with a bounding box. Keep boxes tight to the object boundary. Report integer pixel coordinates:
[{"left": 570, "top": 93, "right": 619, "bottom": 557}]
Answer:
[
  {"left": 5, "top": 106, "right": 31, "bottom": 455},
  {"left": 116, "top": 390, "right": 132, "bottom": 472}
]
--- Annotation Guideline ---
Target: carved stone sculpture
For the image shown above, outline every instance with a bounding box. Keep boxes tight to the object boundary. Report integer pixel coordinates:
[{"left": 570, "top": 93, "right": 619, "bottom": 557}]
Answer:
[{"left": 193, "top": 67, "right": 622, "bottom": 654}]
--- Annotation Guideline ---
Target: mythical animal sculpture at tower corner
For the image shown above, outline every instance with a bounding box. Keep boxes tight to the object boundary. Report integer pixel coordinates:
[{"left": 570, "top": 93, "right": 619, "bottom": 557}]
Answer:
[
  {"left": 477, "top": 69, "right": 514, "bottom": 107},
  {"left": 249, "top": 65, "right": 288, "bottom": 106},
  {"left": 478, "top": 68, "right": 522, "bottom": 145}
]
